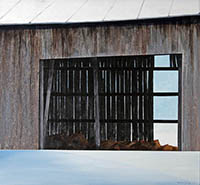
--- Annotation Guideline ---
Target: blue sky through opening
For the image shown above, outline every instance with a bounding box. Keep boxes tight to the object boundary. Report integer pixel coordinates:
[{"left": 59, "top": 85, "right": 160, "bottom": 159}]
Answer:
[{"left": 153, "top": 55, "right": 178, "bottom": 146}]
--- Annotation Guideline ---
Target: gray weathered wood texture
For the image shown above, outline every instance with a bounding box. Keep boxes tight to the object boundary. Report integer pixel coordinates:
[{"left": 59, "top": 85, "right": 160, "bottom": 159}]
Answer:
[
  {"left": 0, "top": 17, "right": 199, "bottom": 150},
  {"left": 93, "top": 58, "right": 100, "bottom": 147}
]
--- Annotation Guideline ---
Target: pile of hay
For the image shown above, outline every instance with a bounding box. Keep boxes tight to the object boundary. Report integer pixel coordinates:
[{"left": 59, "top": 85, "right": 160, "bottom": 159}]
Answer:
[{"left": 45, "top": 133, "right": 178, "bottom": 151}]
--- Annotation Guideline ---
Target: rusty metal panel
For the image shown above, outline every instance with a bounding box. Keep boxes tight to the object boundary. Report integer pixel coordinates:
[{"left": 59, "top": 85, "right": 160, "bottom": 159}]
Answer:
[{"left": 0, "top": 19, "right": 199, "bottom": 150}]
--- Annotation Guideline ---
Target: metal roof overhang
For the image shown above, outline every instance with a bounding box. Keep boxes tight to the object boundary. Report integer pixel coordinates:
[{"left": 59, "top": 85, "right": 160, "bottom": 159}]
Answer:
[{"left": 0, "top": 14, "right": 199, "bottom": 30}]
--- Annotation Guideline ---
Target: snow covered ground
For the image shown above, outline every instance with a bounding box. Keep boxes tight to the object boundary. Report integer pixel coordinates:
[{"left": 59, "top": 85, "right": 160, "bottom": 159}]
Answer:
[{"left": 0, "top": 151, "right": 199, "bottom": 185}]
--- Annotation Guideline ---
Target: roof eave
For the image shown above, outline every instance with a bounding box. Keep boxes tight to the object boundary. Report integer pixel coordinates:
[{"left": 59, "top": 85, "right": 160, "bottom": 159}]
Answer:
[{"left": 0, "top": 14, "right": 199, "bottom": 30}]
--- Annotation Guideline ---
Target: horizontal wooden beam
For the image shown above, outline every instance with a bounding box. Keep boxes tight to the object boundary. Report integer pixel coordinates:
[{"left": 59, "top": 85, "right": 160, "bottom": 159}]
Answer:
[
  {"left": 47, "top": 119, "right": 178, "bottom": 124},
  {"left": 153, "top": 120, "right": 178, "bottom": 123},
  {"left": 43, "top": 66, "right": 179, "bottom": 71},
  {"left": 45, "top": 92, "right": 178, "bottom": 96}
]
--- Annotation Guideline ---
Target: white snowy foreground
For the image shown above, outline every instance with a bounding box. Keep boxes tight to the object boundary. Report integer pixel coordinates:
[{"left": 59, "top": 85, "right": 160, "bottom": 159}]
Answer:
[{"left": 0, "top": 151, "right": 199, "bottom": 185}]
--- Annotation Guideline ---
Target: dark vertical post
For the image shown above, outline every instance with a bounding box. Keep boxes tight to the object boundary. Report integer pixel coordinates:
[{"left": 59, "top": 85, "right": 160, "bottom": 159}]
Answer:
[
  {"left": 39, "top": 60, "right": 44, "bottom": 149},
  {"left": 177, "top": 55, "right": 182, "bottom": 151},
  {"left": 85, "top": 61, "right": 89, "bottom": 140},
  {"left": 139, "top": 57, "right": 143, "bottom": 140},
  {"left": 144, "top": 58, "right": 148, "bottom": 141},
  {"left": 59, "top": 61, "right": 64, "bottom": 134},
  {"left": 133, "top": 58, "right": 137, "bottom": 141},
  {"left": 116, "top": 59, "right": 119, "bottom": 140},
  {"left": 88, "top": 60, "right": 94, "bottom": 142},
  {"left": 43, "top": 60, "right": 55, "bottom": 147},
  {"left": 111, "top": 60, "right": 116, "bottom": 141},
  {"left": 68, "top": 61, "right": 73, "bottom": 135},
  {"left": 75, "top": 60, "right": 80, "bottom": 133},
  {"left": 81, "top": 60, "right": 87, "bottom": 138},
  {"left": 125, "top": 58, "right": 130, "bottom": 141},
  {"left": 93, "top": 57, "right": 100, "bottom": 148},
  {"left": 106, "top": 60, "right": 111, "bottom": 140},
  {"left": 149, "top": 56, "right": 154, "bottom": 141}
]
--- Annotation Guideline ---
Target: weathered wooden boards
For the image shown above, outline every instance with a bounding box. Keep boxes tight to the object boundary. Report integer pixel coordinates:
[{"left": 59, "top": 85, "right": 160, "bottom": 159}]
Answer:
[
  {"left": 0, "top": 17, "right": 199, "bottom": 150},
  {"left": 43, "top": 59, "right": 95, "bottom": 144},
  {"left": 93, "top": 58, "right": 100, "bottom": 147}
]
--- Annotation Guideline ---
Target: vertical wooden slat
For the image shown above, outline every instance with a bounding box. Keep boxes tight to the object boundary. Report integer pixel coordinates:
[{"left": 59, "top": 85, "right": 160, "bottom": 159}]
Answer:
[
  {"left": 81, "top": 60, "right": 87, "bottom": 138},
  {"left": 106, "top": 59, "right": 111, "bottom": 140},
  {"left": 177, "top": 55, "right": 182, "bottom": 150},
  {"left": 128, "top": 58, "right": 131, "bottom": 141},
  {"left": 128, "top": 59, "right": 132, "bottom": 141},
  {"left": 43, "top": 60, "right": 54, "bottom": 146},
  {"left": 75, "top": 60, "right": 79, "bottom": 133},
  {"left": 109, "top": 62, "right": 113, "bottom": 140},
  {"left": 72, "top": 61, "right": 76, "bottom": 134},
  {"left": 86, "top": 63, "right": 89, "bottom": 140},
  {"left": 68, "top": 60, "right": 73, "bottom": 135},
  {"left": 57, "top": 65, "right": 60, "bottom": 134},
  {"left": 62, "top": 63, "right": 64, "bottom": 134},
  {"left": 142, "top": 61, "right": 145, "bottom": 140},
  {"left": 124, "top": 59, "right": 128, "bottom": 141},
  {"left": 104, "top": 60, "right": 108, "bottom": 141},
  {"left": 132, "top": 58, "right": 135, "bottom": 141},
  {"left": 78, "top": 60, "right": 81, "bottom": 134},
  {"left": 117, "top": 59, "right": 120, "bottom": 141},
  {"left": 54, "top": 65, "right": 57, "bottom": 134},
  {"left": 110, "top": 60, "right": 115, "bottom": 141},
  {"left": 120, "top": 58, "right": 125, "bottom": 141},
  {"left": 144, "top": 58, "right": 148, "bottom": 141},
  {"left": 60, "top": 62, "right": 63, "bottom": 134},
  {"left": 57, "top": 62, "right": 60, "bottom": 134},
  {"left": 93, "top": 57, "right": 100, "bottom": 147},
  {"left": 54, "top": 68, "right": 57, "bottom": 135},
  {"left": 123, "top": 68, "right": 126, "bottom": 141},
  {"left": 51, "top": 67, "right": 55, "bottom": 135},
  {"left": 138, "top": 57, "right": 143, "bottom": 141},
  {"left": 88, "top": 60, "right": 93, "bottom": 142},
  {"left": 149, "top": 56, "right": 154, "bottom": 141},
  {"left": 99, "top": 60, "right": 105, "bottom": 141},
  {"left": 146, "top": 58, "right": 149, "bottom": 141},
  {"left": 114, "top": 59, "right": 118, "bottom": 141},
  {"left": 39, "top": 61, "right": 44, "bottom": 149},
  {"left": 48, "top": 78, "right": 52, "bottom": 136},
  {"left": 63, "top": 61, "right": 67, "bottom": 134},
  {"left": 65, "top": 61, "right": 69, "bottom": 135},
  {"left": 170, "top": 55, "right": 173, "bottom": 67},
  {"left": 133, "top": 58, "right": 138, "bottom": 141}
]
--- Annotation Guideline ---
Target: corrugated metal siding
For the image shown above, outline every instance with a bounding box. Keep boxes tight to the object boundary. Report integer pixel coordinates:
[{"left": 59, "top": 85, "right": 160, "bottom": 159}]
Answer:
[
  {"left": 0, "top": 18, "right": 199, "bottom": 150},
  {"left": 0, "top": 0, "right": 199, "bottom": 24}
]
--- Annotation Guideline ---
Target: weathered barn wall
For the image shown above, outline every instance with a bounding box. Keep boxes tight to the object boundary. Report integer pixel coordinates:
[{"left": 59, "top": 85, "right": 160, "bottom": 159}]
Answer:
[{"left": 0, "top": 17, "right": 199, "bottom": 150}]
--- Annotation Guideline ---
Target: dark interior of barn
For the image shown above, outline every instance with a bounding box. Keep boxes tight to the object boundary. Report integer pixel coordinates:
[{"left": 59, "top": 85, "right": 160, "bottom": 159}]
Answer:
[{"left": 40, "top": 54, "right": 181, "bottom": 150}]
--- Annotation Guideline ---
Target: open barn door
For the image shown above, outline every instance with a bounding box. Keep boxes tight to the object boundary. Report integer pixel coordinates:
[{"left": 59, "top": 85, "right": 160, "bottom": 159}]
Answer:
[{"left": 39, "top": 55, "right": 181, "bottom": 150}]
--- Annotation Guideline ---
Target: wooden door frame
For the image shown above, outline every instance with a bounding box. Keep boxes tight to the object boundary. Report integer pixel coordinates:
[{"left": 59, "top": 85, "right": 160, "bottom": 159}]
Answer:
[{"left": 39, "top": 54, "right": 182, "bottom": 150}]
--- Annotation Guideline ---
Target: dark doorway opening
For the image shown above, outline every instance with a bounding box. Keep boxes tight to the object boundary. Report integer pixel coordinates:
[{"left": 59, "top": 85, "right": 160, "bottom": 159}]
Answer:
[{"left": 39, "top": 54, "right": 181, "bottom": 150}]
